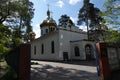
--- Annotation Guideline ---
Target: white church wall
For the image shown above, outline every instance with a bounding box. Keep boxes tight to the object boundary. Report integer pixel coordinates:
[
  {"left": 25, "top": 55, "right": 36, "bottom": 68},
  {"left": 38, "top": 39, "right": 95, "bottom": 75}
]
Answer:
[
  {"left": 58, "top": 29, "right": 87, "bottom": 60},
  {"left": 31, "top": 32, "right": 60, "bottom": 60},
  {"left": 70, "top": 41, "right": 86, "bottom": 60},
  {"left": 31, "top": 43, "right": 40, "bottom": 59}
]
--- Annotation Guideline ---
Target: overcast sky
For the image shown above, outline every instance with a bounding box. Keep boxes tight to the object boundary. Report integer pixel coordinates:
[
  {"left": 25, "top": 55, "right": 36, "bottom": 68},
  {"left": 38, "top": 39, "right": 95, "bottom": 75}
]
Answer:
[{"left": 30, "top": 0, "right": 105, "bottom": 38}]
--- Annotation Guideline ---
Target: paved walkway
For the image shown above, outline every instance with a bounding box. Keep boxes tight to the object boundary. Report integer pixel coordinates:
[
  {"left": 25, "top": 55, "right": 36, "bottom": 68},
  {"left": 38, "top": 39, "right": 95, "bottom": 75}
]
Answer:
[{"left": 31, "top": 60, "right": 101, "bottom": 80}]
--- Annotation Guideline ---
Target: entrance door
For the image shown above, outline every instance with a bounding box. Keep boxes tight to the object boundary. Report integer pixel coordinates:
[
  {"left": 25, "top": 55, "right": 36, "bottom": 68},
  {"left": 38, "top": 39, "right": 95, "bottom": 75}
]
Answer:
[{"left": 85, "top": 45, "right": 93, "bottom": 60}]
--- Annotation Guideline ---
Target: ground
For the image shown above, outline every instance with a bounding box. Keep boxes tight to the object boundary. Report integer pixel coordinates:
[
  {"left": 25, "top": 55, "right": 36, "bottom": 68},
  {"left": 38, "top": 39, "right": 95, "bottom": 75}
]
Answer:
[
  {"left": 31, "top": 60, "right": 101, "bottom": 80},
  {"left": 1, "top": 60, "right": 120, "bottom": 80}
]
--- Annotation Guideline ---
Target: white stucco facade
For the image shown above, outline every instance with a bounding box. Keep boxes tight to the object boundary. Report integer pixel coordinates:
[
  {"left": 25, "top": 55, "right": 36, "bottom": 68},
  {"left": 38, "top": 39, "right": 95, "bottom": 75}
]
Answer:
[{"left": 30, "top": 27, "right": 97, "bottom": 61}]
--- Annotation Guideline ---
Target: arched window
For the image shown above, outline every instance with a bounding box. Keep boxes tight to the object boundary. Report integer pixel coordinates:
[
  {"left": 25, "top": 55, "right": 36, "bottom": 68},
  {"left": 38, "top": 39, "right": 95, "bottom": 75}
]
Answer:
[
  {"left": 74, "top": 46, "right": 80, "bottom": 56},
  {"left": 46, "top": 29, "right": 48, "bottom": 33},
  {"left": 51, "top": 41, "right": 55, "bottom": 53},
  {"left": 41, "top": 44, "right": 44, "bottom": 54},
  {"left": 53, "top": 28, "right": 55, "bottom": 31}
]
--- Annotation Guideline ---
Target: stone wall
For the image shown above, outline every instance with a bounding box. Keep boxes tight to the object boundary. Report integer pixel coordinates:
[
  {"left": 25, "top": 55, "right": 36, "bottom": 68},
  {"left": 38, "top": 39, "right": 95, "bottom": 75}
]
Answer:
[{"left": 107, "top": 43, "right": 120, "bottom": 70}]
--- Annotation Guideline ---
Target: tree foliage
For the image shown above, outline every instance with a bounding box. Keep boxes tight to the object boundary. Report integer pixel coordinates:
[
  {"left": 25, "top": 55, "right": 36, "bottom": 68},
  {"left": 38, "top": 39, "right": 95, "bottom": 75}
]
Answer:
[
  {"left": 0, "top": 0, "right": 34, "bottom": 42},
  {"left": 58, "top": 14, "right": 75, "bottom": 28},
  {"left": 0, "top": 24, "right": 10, "bottom": 58},
  {"left": 77, "top": 0, "right": 103, "bottom": 30},
  {"left": 0, "top": 0, "right": 34, "bottom": 57},
  {"left": 77, "top": 0, "right": 105, "bottom": 41},
  {"left": 102, "top": 0, "right": 120, "bottom": 31},
  {"left": 102, "top": 0, "right": 120, "bottom": 43},
  {"left": 104, "top": 30, "right": 120, "bottom": 43}
]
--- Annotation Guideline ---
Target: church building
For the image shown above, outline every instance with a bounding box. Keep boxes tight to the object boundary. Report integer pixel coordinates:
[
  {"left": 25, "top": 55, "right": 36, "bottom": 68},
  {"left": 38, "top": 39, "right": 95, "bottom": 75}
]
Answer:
[{"left": 30, "top": 9, "right": 97, "bottom": 61}]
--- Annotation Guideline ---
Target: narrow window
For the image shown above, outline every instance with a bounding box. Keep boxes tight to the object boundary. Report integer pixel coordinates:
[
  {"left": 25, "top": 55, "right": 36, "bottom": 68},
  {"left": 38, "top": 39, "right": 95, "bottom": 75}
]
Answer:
[
  {"left": 34, "top": 46, "right": 36, "bottom": 55},
  {"left": 41, "top": 44, "right": 44, "bottom": 54},
  {"left": 46, "top": 29, "right": 48, "bottom": 33},
  {"left": 41, "top": 30, "right": 43, "bottom": 35},
  {"left": 51, "top": 41, "right": 55, "bottom": 53},
  {"left": 74, "top": 46, "right": 80, "bottom": 56}
]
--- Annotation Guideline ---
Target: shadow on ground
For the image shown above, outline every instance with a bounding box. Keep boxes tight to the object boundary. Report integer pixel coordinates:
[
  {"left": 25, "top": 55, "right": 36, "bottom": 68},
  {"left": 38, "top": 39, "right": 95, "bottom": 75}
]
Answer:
[
  {"left": 62, "top": 60, "right": 96, "bottom": 66},
  {"left": 31, "top": 63, "right": 99, "bottom": 80}
]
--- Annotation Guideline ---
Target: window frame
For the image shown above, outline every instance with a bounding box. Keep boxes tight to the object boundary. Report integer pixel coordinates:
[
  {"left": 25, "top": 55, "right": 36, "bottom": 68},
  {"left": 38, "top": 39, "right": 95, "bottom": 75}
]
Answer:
[
  {"left": 51, "top": 41, "right": 55, "bottom": 53},
  {"left": 34, "top": 46, "right": 36, "bottom": 55},
  {"left": 74, "top": 46, "right": 80, "bottom": 57},
  {"left": 41, "top": 44, "right": 44, "bottom": 54}
]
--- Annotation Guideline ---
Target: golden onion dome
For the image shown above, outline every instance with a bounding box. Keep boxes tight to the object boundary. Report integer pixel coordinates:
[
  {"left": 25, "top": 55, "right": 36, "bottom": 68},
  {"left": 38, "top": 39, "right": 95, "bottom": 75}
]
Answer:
[{"left": 40, "top": 9, "right": 57, "bottom": 27}]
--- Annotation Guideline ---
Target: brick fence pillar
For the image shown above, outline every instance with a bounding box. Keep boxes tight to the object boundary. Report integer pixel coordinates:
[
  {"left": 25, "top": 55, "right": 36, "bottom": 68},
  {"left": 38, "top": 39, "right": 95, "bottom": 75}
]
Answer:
[
  {"left": 96, "top": 42, "right": 111, "bottom": 80},
  {"left": 19, "top": 44, "right": 31, "bottom": 80}
]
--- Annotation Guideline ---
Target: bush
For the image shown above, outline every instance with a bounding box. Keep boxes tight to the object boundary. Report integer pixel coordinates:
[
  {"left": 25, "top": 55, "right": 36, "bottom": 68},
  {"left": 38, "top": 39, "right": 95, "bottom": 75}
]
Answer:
[{"left": 1, "top": 66, "right": 18, "bottom": 80}]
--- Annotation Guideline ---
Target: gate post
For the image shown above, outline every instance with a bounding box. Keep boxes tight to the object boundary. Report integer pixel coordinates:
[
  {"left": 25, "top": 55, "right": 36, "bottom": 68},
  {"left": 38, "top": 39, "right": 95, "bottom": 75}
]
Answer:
[
  {"left": 96, "top": 42, "right": 111, "bottom": 80},
  {"left": 19, "top": 44, "right": 31, "bottom": 80}
]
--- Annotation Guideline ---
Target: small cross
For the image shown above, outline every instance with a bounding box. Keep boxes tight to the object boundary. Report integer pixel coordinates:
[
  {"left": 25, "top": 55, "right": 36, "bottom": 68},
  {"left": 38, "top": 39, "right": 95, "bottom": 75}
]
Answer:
[{"left": 47, "top": 4, "right": 49, "bottom": 10}]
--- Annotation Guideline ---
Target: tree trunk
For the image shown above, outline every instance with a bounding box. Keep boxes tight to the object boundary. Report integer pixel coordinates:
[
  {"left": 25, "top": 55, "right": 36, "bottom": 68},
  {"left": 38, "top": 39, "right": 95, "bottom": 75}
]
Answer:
[{"left": 86, "top": 17, "right": 89, "bottom": 40}]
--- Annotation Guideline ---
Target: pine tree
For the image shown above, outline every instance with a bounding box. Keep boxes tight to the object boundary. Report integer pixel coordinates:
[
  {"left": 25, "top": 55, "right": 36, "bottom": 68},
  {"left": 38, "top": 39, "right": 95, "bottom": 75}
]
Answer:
[{"left": 58, "top": 14, "right": 75, "bottom": 28}]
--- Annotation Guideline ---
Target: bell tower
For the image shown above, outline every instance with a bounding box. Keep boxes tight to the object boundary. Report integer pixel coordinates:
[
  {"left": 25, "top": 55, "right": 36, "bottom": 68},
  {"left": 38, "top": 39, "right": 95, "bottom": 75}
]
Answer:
[{"left": 40, "top": 5, "right": 57, "bottom": 36}]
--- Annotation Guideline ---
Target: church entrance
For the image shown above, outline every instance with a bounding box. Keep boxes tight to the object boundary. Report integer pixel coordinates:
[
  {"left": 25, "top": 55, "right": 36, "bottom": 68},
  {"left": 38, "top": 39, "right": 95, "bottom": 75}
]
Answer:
[{"left": 85, "top": 44, "right": 93, "bottom": 60}]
